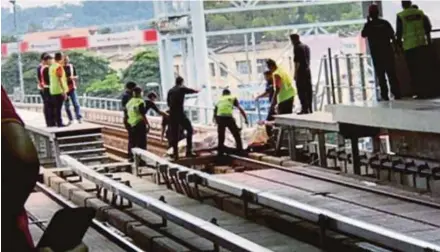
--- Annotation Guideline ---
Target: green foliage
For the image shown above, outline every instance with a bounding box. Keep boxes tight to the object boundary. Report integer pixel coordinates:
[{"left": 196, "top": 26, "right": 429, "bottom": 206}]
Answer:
[
  {"left": 1, "top": 35, "right": 17, "bottom": 43},
  {"left": 1, "top": 51, "right": 41, "bottom": 94},
  {"left": 0, "top": 50, "right": 112, "bottom": 95},
  {"left": 85, "top": 73, "right": 123, "bottom": 96},
  {"left": 64, "top": 50, "right": 113, "bottom": 95},
  {"left": 122, "top": 49, "right": 160, "bottom": 90}
]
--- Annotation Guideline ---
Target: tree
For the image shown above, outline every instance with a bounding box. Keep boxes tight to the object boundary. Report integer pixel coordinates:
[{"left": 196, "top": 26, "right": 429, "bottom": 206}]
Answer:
[
  {"left": 98, "top": 27, "right": 112, "bottom": 34},
  {"left": 85, "top": 73, "right": 123, "bottom": 96},
  {"left": 1, "top": 50, "right": 112, "bottom": 96},
  {"left": 27, "top": 22, "right": 42, "bottom": 33},
  {"left": 1, "top": 52, "right": 41, "bottom": 94},
  {"left": 122, "top": 49, "right": 160, "bottom": 91},
  {"left": 65, "top": 50, "right": 113, "bottom": 95},
  {"left": 1, "top": 35, "right": 17, "bottom": 43}
]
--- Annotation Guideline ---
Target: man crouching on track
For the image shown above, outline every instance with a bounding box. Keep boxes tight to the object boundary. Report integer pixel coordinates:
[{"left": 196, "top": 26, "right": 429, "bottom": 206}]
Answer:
[{"left": 214, "top": 88, "right": 249, "bottom": 157}]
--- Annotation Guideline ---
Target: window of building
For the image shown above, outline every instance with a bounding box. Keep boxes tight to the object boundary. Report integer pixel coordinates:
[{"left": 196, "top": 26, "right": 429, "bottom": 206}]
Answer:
[
  {"left": 174, "top": 65, "right": 180, "bottom": 75},
  {"left": 209, "top": 62, "right": 216, "bottom": 77},
  {"left": 236, "top": 60, "right": 251, "bottom": 75},
  {"left": 220, "top": 63, "right": 228, "bottom": 77},
  {"left": 257, "top": 59, "right": 267, "bottom": 73}
]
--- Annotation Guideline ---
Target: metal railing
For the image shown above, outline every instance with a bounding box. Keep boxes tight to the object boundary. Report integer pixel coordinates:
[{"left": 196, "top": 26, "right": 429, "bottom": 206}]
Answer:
[
  {"left": 132, "top": 148, "right": 440, "bottom": 252},
  {"left": 60, "top": 155, "right": 273, "bottom": 252}
]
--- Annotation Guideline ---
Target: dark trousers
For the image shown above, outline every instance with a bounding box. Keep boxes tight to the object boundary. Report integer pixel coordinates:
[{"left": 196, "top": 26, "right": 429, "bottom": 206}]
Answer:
[
  {"left": 51, "top": 94, "right": 65, "bottom": 127},
  {"left": 124, "top": 119, "right": 134, "bottom": 160},
  {"left": 278, "top": 96, "right": 294, "bottom": 115},
  {"left": 130, "top": 122, "right": 147, "bottom": 151},
  {"left": 296, "top": 70, "right": 313, "bottom": 113},
  {"left": 170, "top": 114, "right": 193, "bottom": 157},
  {"left": 372, "top": 50, "right": 401, "bottom": 100},
  {"left": 265, "top": 107, "right": 275, "bottom": 137},
  {"left": 40, "top": 88, "right": 54, "bottom": 126},
  {"left": 217, "top": 116, "right": 242, "bottom": 156},
  {"left": 405, "top": 46, "right": 429, "bottom": 98}
]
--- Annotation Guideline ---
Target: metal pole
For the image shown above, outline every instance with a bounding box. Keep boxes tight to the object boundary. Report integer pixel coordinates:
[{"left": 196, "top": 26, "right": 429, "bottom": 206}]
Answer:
[
  {"left": 334, "top": 55, "right": 342, "bottom": 104},
  {"left": 244, "top": 33, "right": 251, "bottom": 82},
  {"left": 251, "top": 32, "right": 258, "bottom": 82},
  {"left": 11, "top": 0, "right": 25, "bottom": 102},
  {"left": 327, "top": 48, "right": 336, "bottom": 104},
  {"left": 346, "top": 54, "right": 355, "bottom": 103},
  {"left": 323, "top": 56, "right": 331, "bottom": 105},
  {"left": 358, "top": 53, "right": 367, "bottom": 101}
]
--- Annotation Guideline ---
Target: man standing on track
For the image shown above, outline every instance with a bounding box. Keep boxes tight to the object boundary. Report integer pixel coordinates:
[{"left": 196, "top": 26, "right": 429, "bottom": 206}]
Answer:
[
  {"left": 290, "top": 34, "right": 313, "bottom": 114},
  {"left": 64, "top": 55, "right": 83, "bottom": 124},
  {"left": 362, "top": 3, "right": 401, "bottom": 101},
  {"left": 122, "top": 82, "right": 137, "bottom": 162},
  {"left": 167, "top": 76, "right": 199, "bottom": 160},
  {"left": 214, "top": 89, "right": 248, "bottom": 156},
  {"left": 266, "top": 59, "right": 296, "bottom": 115},
  {"left": 49, "top": 52, "right": 68, "bottom": 127},
  {"left": 126, "top": 87, "right": 149, "bottom": 156},
  {"left": 37, "top": 53, "right": 54, "bottom": 127},
  {"left": 255, "top": 70, "right": 275, "bottom": 137}
]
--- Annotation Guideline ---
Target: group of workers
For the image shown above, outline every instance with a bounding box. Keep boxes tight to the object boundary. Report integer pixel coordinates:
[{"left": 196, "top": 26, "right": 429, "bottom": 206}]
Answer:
[
  {"left": 37, "top": 51, "right": 82, "bottom": 127},
  {"left": 361, "top": 1, "right": 433, "bottom": 100},
  {"left": 122, "top": 33, "right": 311, "bottom": 160}
]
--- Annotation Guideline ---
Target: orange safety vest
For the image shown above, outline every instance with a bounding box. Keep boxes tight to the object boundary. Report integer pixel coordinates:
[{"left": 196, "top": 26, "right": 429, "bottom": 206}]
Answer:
[{"left": 38, "top": 64, "right": 49, "bottom": 90}]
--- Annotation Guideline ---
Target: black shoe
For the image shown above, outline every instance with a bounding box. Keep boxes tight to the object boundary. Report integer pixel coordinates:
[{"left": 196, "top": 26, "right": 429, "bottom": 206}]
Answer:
[
  {"left": 186, "top": 152, "right": 197, "bottom": 158},
  {"left": 297, "top": 111, "right": 308, "bottom": 115}
]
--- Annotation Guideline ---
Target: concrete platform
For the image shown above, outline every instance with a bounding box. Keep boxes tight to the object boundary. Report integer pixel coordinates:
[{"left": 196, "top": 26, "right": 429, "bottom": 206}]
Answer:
[
  {"left": 327, "top": 99, "right": 440, "bottom": 134},
  {"left": 17, "top": 109, "right": 102, "bottom": 138},
  {"left": 274, "top": 111, "right": 339, "bottom": 132}
]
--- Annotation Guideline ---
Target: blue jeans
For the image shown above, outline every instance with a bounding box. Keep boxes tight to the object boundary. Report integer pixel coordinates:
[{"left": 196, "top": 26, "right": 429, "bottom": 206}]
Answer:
[{"left": 65, "top": 89, "right": 82, "bottom": 121}]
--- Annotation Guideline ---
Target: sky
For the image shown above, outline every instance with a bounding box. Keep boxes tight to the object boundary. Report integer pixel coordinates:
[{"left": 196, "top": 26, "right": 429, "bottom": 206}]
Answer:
[{"left": 1, "top": 0, "right": 83, "bottom": 9}]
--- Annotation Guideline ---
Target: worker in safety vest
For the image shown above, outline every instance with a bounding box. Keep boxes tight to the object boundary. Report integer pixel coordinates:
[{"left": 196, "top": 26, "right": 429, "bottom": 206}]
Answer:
[
  {"left": 126, "top": 87, "right": 149, "bottom": 156},
  {"left": 37, "top": 53, "right": 54, "bottom": 126},
  {"left": 266, "top": 59, "right": 296, "bottom": 115},
  {"left": 396, "top": 1, "right": 432, "bottom": 98},
  {"left": 49, "top": 52, "right": 68, "bottom": 127},
  {"left": 64, "top": 55, "right": 82, "bottom": 124},
  {"left": 214, "top": 89, "right": 248, "bottom": 156}
]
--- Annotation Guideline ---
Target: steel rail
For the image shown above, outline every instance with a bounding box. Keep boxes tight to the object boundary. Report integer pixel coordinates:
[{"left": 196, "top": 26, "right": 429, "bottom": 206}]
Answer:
[
  {"left": 229, "top": 155, "right": 440, "bottom": 209},
  {"left": 34, "top": 182, "right": 144, "bottom": 252},
  {"left": 132, "top": 148, "right": 440, "bottom": 252},
  {"left": 60, "top": 155, "right": 273, "bottom": 252}
]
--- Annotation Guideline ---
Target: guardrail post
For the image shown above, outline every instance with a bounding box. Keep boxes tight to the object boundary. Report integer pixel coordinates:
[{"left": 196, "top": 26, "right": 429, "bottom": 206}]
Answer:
[
  {"left": 318, "top": 214, "right": 329, "bottom": 248},
  {"left": 334, "top": 55, "right": 342, "bottom": 104},
  {"left": 358, "top": 53, "right": 367, "bottom": 101},
  {"left": 346, "top": 54, "right": 355, "bottom": 103},
  {"left": 210, "top": 218, "right": 220, "bottom": 252},
  {"left": 158, "top": 196, "right": 168, "bottom": 227},
  {"left": 323, "top": 56, "right": 331, "bottom": 105}
]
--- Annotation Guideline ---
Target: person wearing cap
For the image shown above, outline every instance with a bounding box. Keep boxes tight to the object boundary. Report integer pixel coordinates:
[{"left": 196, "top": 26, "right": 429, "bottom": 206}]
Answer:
[
  {"left": 362, "top": 3, "right": 401, "bottom": 101},
  {"left": 266, "top": 59, "right": 296, "bottom": 115},
  {"left": 37, "top": 53, "right": 55, "bottom": 126},
  {"left": 49, "top": 52, "right": 68, "bottom": 127},
  {"left": 396, "top": 0, "right": 432, "bottom": 98},
  {"left": 63, "top": 55, "right": 82, "bottom": 124},
  {"left": 214, "top": 89, "right": 248, "bottom": 156},
  {"left": 166, "top": 76, "right": 199, "bottom": 160}
]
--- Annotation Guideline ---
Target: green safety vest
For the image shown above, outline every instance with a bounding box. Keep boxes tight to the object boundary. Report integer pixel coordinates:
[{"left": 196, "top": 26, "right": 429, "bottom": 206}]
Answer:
[
  {"left": 398, "top": 8, "right": 427, "bottom": 51},
  {"left": 126, "top": 97, "right": 145, "bottom": 127},
  {"left": 49, "top": 62, "right": 68, "bottom": 95},
  {"left": 216, "top": 95, "right": 235, "bottom": 117},
  {"left": 273, "top": 67, "right": 295, "bottom": 103}
]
